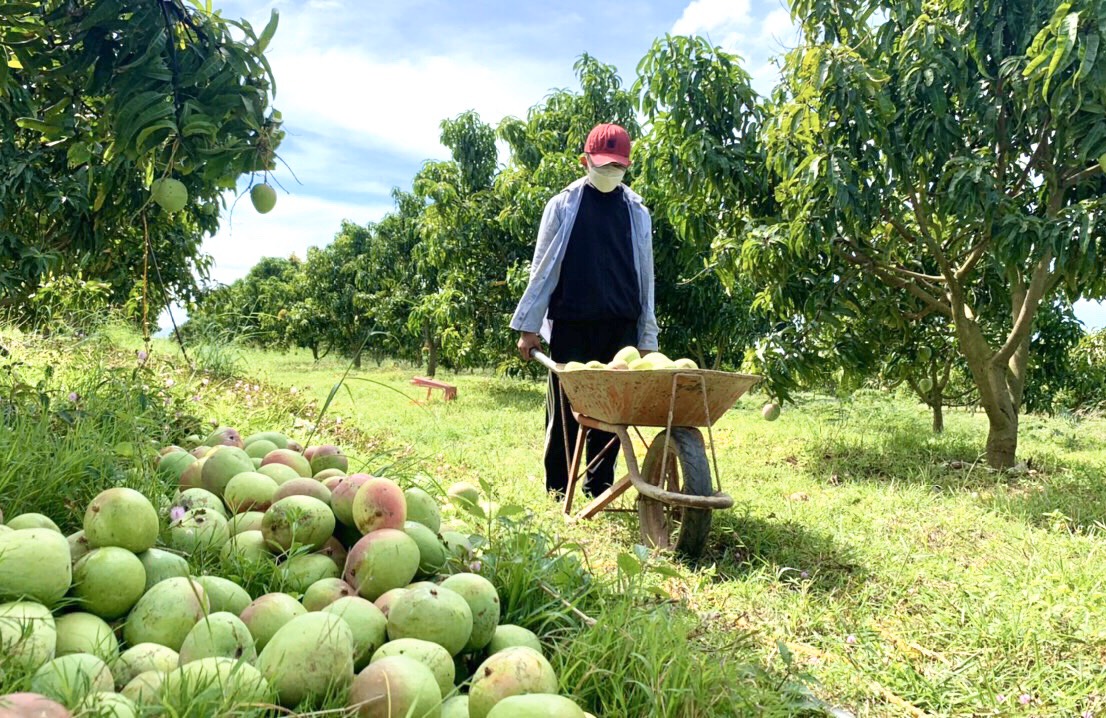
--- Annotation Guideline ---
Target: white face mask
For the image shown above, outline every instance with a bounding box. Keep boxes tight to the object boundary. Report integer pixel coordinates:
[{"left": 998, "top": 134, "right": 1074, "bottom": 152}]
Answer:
[{"left": 587, "top": 163, "right": 626, "bottom": 193}]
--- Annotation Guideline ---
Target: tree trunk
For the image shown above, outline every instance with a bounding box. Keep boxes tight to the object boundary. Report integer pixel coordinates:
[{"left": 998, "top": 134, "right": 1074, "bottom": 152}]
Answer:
[
  {"left": 421, "top": 320, "right": 439, "bottom": 377},
  {"left": 931, "top": 401, "right": 944, "bottom": 433},
  {"left": 985, "top": 411, "right": 1018, "bottom": 468},
  {"left": 310, "top": 343, "right": 319, "bottom": 361},
  {"left": 955, "top": 319, "right": 1023, "bottom": 469},
  {"left": 427, "top": 339, "right": 438, "bottom": 378},
  {"left": 353, "top": 351, "right": 362, "bottom": 369}
]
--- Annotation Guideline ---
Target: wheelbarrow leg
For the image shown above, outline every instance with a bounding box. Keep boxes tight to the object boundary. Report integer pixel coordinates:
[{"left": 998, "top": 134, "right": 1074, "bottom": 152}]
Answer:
[
  {"left": 563, "top": 425, "right": 586, "bottom": 515},
  {"left": 575, "top": 475, "right": 633, "bottom": 519}
]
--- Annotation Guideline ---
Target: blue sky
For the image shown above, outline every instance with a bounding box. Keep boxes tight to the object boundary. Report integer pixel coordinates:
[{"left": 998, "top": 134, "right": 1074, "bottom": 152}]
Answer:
[{"left": 175, "top": 0, "right": 1105, "bottom": 332}]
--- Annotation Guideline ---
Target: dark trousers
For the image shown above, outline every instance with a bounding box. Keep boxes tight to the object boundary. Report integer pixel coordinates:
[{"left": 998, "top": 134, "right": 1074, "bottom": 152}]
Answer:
[{"left": 545, "top": 319, "right": 639, "bottom": 497}]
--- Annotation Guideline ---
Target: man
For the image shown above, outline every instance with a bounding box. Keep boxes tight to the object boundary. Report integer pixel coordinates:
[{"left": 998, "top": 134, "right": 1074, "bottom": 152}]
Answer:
[{"left": 510, "top": 122, "right": 659, "bottom": 499}]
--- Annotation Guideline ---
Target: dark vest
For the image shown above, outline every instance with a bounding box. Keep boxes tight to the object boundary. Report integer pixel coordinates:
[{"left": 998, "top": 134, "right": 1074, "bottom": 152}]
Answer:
[{"left": 547, "top": 183, "right": 641, "bottom": 322}]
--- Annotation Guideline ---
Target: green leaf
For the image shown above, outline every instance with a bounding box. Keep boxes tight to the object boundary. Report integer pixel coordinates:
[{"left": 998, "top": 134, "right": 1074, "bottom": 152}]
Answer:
[
  {"left": 255, "top": 9, "right": 279, "bottom": 53},
  {"left": 1075, "top": 33, "right": 1098, "bottom": 81},
  {"left": 15, "top": 117, "right": 55, "bottom": 133},
  {"left": 66, "top": 143, "right": 92, "bottom": 168},
  {"left": 777, "top": 640, "right": 794, "bottom": 668},
  {"left": 134, "top": 119, "right": 178, "bottom": 153},
  {"left": 0, "top": 47, "right": 9, "bottom": 93},
  {"left": 494, "top": 504, "right": 524, "bottom": 518},
  {"left": 617, "top": 552, "right": 642, "bottom": 577},
  {"left": 651, "top": 564, "right": 682, "bottom": 579}
]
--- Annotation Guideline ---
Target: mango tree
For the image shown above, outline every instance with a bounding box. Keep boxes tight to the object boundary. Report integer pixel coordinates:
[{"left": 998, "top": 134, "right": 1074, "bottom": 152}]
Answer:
[
  {"left": 0, "top": 0, "right": 282, "bottom": 311},
  {"left": 744, "top": 0, "right": 1106, "bottom": 467},
  {"left": 632, "top": 36, "right": 773, "bottom": 368}
]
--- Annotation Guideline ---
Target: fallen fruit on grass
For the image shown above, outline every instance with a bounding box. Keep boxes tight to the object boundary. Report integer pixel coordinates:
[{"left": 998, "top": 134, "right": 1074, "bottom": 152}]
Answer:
[
  {"left": 262, "top": 495, "right": 335, "bottom": 552},
  {"left": 322, "top": 596, "right": 387, "bottom": 671},
  {"left": 0, "top": 529, "right": 71, "bottom": 607},
  {"left": 30, "top": 653, "right": 114, "bottom": 705},
  {"left": 177, "top": 611, "right": 256, "bottom": 665},
  {"left": 370, "top": 637, "right": 455, "bottom": 697},
  {"left": 446, "top": 482, "right": 480, "bottom": 510},
  {"left": 487, "top": 694, "right": 586, "bottom": 718},
  {"left": 54, "top": 613, "right": 117, "bottom": 664},
  {"left": 348, "top": 655, "right": 441, "bottom": 718},
  {"left": 84, "top": 488, "right": 160, "bottom": 553},
  {"left": 240, "top": 593, "right": 306, "bottom": 652},
  {"left": 343, "top": 529, "right": 420, "bottom": 601},
  {"left": 386, "top": 585, "right": 473, "bottom": 656},
  {"left": 468, "top": 646, "right": 558, "bottom": 718},
  {"left": 256, "top": 612, "right": 354, "bottom": 707},
  {"left": 403, "top": 487, "right": 441, "bottom": 533},
  {"left": 440, "top": 572, "right": 500, "bottom": 652},
  {"left": 123, "top": 577, "right": 208, "bottom": 652},
  {"left": 487, "top": 624, "right": 542, "bottom": 655},
  {"left": 0, "top": 601, "right": 57, "bottom": 672}
]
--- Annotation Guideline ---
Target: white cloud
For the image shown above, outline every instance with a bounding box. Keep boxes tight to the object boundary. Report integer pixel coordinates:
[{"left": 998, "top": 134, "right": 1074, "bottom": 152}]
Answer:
[
  {"left": 255, "top": 3, "right": 567, "bottom": 165},
  {"left": 271, "top": 50, "right": 562, "bottom": 162},
  {"left": 672, "top": 0, "right": 754, "bottom": 52},
  {"left": 670, "top": 0, "right": 799, "bottom": 94},
  {"left": 202, "top": 191, "right": 392, "bottom": 285}
]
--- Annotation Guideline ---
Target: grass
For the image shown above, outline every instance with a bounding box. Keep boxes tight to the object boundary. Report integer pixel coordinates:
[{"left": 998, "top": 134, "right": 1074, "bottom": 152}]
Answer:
[
  {"left": 4, "top": 324, "right": 1106, "bottom": 716},
  {"left": 195, "top": 342, "right": 1106, "bottom": 718}
]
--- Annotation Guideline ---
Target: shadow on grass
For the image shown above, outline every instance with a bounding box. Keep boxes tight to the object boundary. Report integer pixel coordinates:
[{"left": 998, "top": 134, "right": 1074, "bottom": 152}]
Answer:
[
  {"left": 979, "top": 453, "right": 1106, "bottom": 532},
  {"left": 799, "top": 401, "right": 1106, "bottom": 532},
  {"left": 597, "top": 506, "right": 866, "bottom": 594},
  {"left": 476, "top": 379, "right": 546, "bottom": 411},
  {"left": 705, "top": 511, "right": 868, "bottom": 593}
]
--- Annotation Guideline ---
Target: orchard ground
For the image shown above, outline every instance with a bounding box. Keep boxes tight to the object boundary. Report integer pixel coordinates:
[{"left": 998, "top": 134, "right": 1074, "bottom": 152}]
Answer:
[
  {"left": 5, "top": 325, "right": 1106, "bottom": 717},
  {"left": 179, "top": 337, "right": 1106, "bottom": 717}
]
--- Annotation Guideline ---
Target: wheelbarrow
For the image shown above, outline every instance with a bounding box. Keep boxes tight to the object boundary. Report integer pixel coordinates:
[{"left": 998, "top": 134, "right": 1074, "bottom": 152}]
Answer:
[{"left": 532, "top": 351, "right": 761, "bottom": 557}]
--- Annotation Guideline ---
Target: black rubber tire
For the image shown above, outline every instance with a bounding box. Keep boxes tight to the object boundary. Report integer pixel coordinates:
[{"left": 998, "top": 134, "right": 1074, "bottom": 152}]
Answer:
[{"left": 637, "top": 427, "right": 713, "bottom": 558}]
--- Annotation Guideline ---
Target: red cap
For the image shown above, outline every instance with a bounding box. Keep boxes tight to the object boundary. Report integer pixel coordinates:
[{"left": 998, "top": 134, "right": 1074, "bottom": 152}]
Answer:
[{"left": 584, "top": 123, "right": 632, "bottom": 166}]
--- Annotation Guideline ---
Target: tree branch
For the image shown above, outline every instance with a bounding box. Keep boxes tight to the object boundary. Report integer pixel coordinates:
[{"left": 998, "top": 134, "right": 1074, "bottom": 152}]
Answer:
[
  {"left": 905, "top": 184, "right": 957, "bottom": 287},
  {"left": 955, "top": 234, "right": 990, "bottom": 281},
  {"left": 836, "top": 238, "right": 945, "bottom": 293},
  {"left": 1009, "top": 121, "right": 1051, "bottom": 199},
  {"left": 992, "top": 252, "right": 1053, "bottom": 366},
  {"left": 995, "top": 77, "right": 1007, "bottom": 185},
  {"left": 879, "top": 217, "right": 948, "bottom": 283},
  {"left": 832, "top": 245, "right": 953, "bottom": 317},
  {"left": 1062, "top": 162, "right": 1105, "bottom": 187}
]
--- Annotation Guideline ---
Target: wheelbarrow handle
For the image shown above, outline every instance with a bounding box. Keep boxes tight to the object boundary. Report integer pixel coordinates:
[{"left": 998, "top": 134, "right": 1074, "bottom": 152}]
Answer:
[{"left": 531, "top": 350, "right": 559, "bottom": 373}]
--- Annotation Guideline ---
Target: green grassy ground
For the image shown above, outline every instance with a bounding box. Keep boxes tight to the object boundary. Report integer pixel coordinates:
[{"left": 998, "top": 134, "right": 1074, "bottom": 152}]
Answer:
[
  {"left": 193, "top": 342, "right": 1106, "bottom": 718},
  {"left": 4, "top": 325, "right": 1104, "bottom": 716}
]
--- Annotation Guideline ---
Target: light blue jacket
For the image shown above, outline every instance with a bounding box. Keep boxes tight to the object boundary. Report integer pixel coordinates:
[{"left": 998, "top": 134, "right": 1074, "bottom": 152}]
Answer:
[{"left": 509, "top": 177, "right": 660, "bottom": 351}]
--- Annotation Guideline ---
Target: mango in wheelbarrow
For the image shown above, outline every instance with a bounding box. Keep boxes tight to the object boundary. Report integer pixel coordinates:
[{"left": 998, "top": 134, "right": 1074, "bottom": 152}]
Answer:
[
  {"left": 673, "top": 358, "right": 698, "bottom": 370},
  {"left": 642, "top": 352, "right": 676, "bottom": 368},
  {"left": 613, "top": 346, "right": 640, "bottom": 364},
  {"left": 585, "top": 360, "right": 605, "bottom": 369},
  {"left": 562, "top": 362, "right": 587, "bottom": 372}
]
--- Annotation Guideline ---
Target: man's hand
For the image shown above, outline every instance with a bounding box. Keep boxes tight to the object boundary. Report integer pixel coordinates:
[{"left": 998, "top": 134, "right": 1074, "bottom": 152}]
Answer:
[{"left": 517, "top": 332, "right": 542, "bottom": 361}]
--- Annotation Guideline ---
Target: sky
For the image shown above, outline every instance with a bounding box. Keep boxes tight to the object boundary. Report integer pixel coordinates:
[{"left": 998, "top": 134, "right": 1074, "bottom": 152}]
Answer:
[{"left": 161, "top": 0, "right": 1106, "bottom": 332}]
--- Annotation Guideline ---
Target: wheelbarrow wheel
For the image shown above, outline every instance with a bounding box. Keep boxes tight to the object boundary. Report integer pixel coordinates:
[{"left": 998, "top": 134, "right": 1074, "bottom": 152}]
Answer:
[{"left": 638, "top": 427, "right": 713, "bottom": 558}]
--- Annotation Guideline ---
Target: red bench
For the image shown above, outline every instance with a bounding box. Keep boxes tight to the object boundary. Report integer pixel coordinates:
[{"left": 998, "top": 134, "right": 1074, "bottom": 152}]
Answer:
[{"left": 410, "top": 376, "right": 457, "bottom": 402}]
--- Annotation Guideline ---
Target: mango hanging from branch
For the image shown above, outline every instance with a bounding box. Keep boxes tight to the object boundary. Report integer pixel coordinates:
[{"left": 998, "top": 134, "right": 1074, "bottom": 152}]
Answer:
[{"left": 251, "top": 183, "right": 277, "bottom": 214}]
